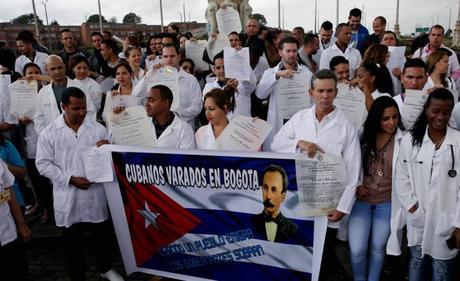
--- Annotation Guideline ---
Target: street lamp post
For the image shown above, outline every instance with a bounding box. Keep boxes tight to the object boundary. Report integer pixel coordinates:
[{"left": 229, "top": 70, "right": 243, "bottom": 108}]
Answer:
[
  {"left": 31, "top": 0, "right": 40, "bottom": 39},
  {"left": 336, "top": 0, "right": 339, "bottom": 27},
  {"left": 41, "top": 0, "right": 52, "bottom": 50},
  {"left": 314, "top": 0, "right": 317, "bottom": 33},
  {"left": 97, "top": 0, "right": 103, "bottom": 33},
  {"left": 394, "top": 0, "right": 400, "bottom": 36},
  {"left": 278, "top": 0, "right": 281, "bottom": 28},
  {"left": 159, "top": 0, "right": 164, "bottom": 32}
]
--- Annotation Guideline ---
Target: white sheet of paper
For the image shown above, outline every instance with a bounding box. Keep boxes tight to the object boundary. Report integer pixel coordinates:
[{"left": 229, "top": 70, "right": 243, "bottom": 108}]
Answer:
[
  {"left": 110, "top": 95, "right": 139, "bottom": 109},
  {"left": 295, "top": 153, "right": 346, "bottom": 217},
  {"left": 81, "top": 146, "right": 113, "bottom": 183},
  {"left": 207, "top": 33, "right": 231, "bottom": 62},
  {"left": 8, "top": 80, "right": 38, "bottom": 119},
  {"left": 387, "top": 46, "right": 406, "bottom": 72},
  {"left": 0, "top": 74, "right": 11, "bottom": 97},
  {"left": 109, "top": 106, "right": 156, "bottom": 147},
  {"left": 216, "top": 115, "right": 272, "bottom": 151},
  {"left": 275, "top": 72, "right": 310, "bottom": 124},
  {"left": 185, "top": 40, "right": 209, "bottom": 71},
  {"left": 216, "top": 7, "right": 242, "bottom": 36},
  {"left": 224, "top": 47, "right": 251, "bottom": 81},
  {"left": 333, "top": 83, "right": 367, "bottom": 129},
  {"left": 145, "top": 67, "right": 180, "bottom": 111},
  {"left": 400, "top": 89, "right": 428, "bottom": 130},
  {"left": 99, "top": 77, "right": 115, "bottom": 93}
]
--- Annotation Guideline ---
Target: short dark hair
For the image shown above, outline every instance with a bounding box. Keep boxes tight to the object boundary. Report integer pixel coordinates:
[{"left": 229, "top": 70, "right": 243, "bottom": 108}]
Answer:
[
  {"left": 374, "top": 16, "right": 387, "bottom": 25},
  {"left": 329, "top": 55, "right": 349, "bottom": 70},
  {"left": 212, "top": 51, "right": 224, "bottom": 64},
  {"left": 60, "top": 28, "right": 72, "bottom": 35},
  {"left": 293, "top": 26, "right": 305, "bottom": 34},
  {"left": 349, "top": 8, "right": 362, "bottom": 17},
  {"left": 151, "top": 85, "right": 173, "bottom": 106},
  {"left": 101, "top": 39, "right": 118, "bottom": 54},
  {"left": 69, "top": 54, "right": 89, "bottom": 71},
  {"left": 162, "top": 42, "right": 179, "bottom": 54},
  {"left": 228, "top": 31, "right": 239, "bottom": 37},
  {"left": 90, "top": 31, "right": 103, "bottom": 38},
  {"left": 430, "top": 24, "right": 445, "bottom": 35},
  {"left": 16, "top": 34, "right": 33, "bottom": 44},
  {"left": 103, "top": 30, "right": 112, "bottom": 37},
  {"left": 23, "top": 62, "right": 41, "bottom": 76},
  {"left": 278, "top": 36, "right": 299, "bottom": 50},
  {"left": 303, "top": 33, "right": 319, "bottom": 46},
  {"left": 382, "top": 31, "right": 399, "bottom": 45},
  {"left": 61, "top": 87, "right": 86, "bottom": 105},
  {"left": 17, "top": 30, "right": 37, "bottom": 44},
  {"left": 180, "top": 58, "right": 195, "bottom": 69},
  {"left": 403, "top": 58, "right": 427, "bottom": 74},
  {"left": 263, "top": 165, "right": 289, "bottom": 193},
  {"left": 162, "top": 32, "right": 179, "bottom": 48},
  {"left": 311, "top": 69, "right": 337, "bottom": 88},
  {"left": 336, "top": 23, "right": 350, "bottom": 35},
  {"left": 320, "top": 21, "right": 333, "bottom": 31}
]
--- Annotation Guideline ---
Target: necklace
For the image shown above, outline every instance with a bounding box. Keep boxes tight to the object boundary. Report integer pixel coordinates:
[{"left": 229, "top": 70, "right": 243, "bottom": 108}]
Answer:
[
  {"left": 369, "top": 135, "right": 394, "bottom": 189},
  {"left": 433, "top": 135, "right": 446, "bottom": 150}
]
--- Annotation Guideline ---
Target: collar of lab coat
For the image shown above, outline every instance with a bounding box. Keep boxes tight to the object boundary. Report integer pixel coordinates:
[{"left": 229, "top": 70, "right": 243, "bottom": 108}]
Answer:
[
  {"left": 421, "top": 126, "right": 459, "bottom": 146},
  {"left": 151, "top": 113, "right": 181, "bottom": 140},
  {"left": 55, "top": 113, "right": 94, "bottom": 130},
  {"left": 203, "top": 123, "right": 216, "bottom": 140},
  {"left": 307, "top": 104, "right": 340, "bottom": 126}
]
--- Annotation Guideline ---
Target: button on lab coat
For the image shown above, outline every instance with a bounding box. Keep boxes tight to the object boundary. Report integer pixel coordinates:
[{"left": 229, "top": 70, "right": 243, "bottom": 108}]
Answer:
[
  {"left": 255, "top": 62, "right": 313, "bottom": 151},
  {"left": 271, "top": 106, "right": 361, "bottom": 227},
  {"left": 35, "top": 115, "right": 109, "bottom": 228},
  {"left": 395, "top": 127, "right": 460, "bottom": 259}
]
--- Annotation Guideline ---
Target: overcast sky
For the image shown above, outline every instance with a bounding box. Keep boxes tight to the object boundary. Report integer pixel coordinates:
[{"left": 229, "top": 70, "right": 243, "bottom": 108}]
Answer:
[{"left": 1, "top": 0, "right": 458, "bottom": 35}]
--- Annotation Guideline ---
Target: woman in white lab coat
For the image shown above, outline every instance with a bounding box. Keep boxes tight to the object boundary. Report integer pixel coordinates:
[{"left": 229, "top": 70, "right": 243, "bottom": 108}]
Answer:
[
  {"left": 69, "top": 55, "right": 102, "bottom": 120},
  {"left": 424, "top": 48, "right": 457, "bottom": 100},
  {"left": 125, "top": 46, "right": 145, "bottom": 85},
  {"left": 195, "top": 88, "right": 234, "bottom": 150},
  {"left": 348, "top": 96, "right": 405, "bottom": 281},
  {"left": 395, "top": 88, "right": 460, "bottom": 281}
]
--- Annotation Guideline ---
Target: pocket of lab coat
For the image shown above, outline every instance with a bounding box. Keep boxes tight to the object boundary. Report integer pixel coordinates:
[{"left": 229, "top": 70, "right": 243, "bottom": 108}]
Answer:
[
  {"left": 407, "top": 207, "right": 425, "bottom": 228},
  {"left": 435, "top": 212, "right": 455, "bottom": 237}
]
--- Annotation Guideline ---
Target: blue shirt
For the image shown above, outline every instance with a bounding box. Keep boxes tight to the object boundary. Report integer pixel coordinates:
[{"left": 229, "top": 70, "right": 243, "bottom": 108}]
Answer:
[{"left": 0, "top": 140, "right": 25, "bottom": 206}]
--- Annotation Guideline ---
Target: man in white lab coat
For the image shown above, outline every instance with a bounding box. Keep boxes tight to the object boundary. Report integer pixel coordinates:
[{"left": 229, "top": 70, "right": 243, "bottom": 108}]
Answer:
[
  {"left": 202, "top": 51, "right": 257, "bottom": 118},
  {"left": 133, "top": 43, "right": 202, "bottom": 128},
  {"left": 34, "top": 55, "right": 97, "bottom": 134},
  {"left": 255, "top": 36, "right": 313, "bottom": 151},
  {"left": 145, "top": 85, "right": 196, "bottom": 149},
  {"left": 35, "top": 87, "right": 123, "bottom": 281},
  {"left": 271, "top": 69, "right": 361, "bottom": 280}
]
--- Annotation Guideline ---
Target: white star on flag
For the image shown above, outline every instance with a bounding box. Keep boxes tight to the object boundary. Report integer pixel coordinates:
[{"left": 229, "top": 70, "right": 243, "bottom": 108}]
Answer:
[{"left": 138, "top": 201, "right": 160, "bottom": 229}]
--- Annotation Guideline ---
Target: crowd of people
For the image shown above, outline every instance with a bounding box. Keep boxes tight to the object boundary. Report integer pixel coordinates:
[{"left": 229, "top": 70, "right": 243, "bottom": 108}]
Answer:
[{"left": 0, "top": 5, "right": 460, "bottom": 281}]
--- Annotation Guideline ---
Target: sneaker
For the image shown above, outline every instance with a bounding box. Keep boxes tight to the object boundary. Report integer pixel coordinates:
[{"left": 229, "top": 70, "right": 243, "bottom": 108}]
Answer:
[{"left": 100, "top": 269, "right": 125, "bottom": 281}]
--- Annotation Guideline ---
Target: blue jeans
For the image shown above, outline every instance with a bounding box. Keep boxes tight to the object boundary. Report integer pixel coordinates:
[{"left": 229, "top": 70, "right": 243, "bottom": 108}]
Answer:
[
  {"left": 348, "top": 200, "right": 391, "bottom": 281},
  {"left": 408, "top": 245, "right": 455, "bottom": 281}
]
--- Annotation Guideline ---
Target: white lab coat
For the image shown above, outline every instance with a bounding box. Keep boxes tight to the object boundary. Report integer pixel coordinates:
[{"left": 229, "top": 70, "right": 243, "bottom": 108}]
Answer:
[
  {"left": 14, "top": 51, "right": 48, "bottom": 76},
  {"left": 148, "top": 115, "right": 196, "bottom": 149},
  {"left": 195, "top": 123, "right": 217, "bottom": 150},
  {"left": 395, "top": 127, "right": 460, "bottom": 259},
  {"left": 0, "top": 160, "right": 16, "bottom": 246},
  {"left": 202, "top": 71, "right": 257, "bottom": 118},
  {"left": 271, "top": 106, "right": 361, "bottom": 227},
  {"left": 72, "top": 77, "right": 103, "bottom": 111},
  {"left": 255, "top": 62, "right": 313, "bottom": 151},
  {"left": 253, "top": 56, "right": 270, "bottom": 83},
  {"left": 34, "top": 78, "right": 97, "bottom": 134},
  {"left": 386, "top": 129, "right": 408, "bottom": 256},
  {"left": 413, "top": 44, "right": 460, "bottom": 79},
  {"left": 319, "top": 43, "right": 362, "bottom": 79},
  {"left": 132, "top": 68, "right": 203, "bottom": 126},
  {"left": 35, "top": 115, "right": 109, "bottom": 228}
]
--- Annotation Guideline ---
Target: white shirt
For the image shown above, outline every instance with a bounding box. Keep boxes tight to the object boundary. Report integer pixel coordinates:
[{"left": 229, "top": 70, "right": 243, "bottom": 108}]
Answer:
[
  {"left": 423, "top": 76, "right": 458, "bottom": 102},
  {"left": 34, "top": 78, "right": 98, "bottom": 134},
  {"left": 395, "top": 127, "right": 460, "bottom": 259},
  {"left": 202, "top": 71, "right": 257, "bottom": 118},
  {"left": 253, "top": 56, "right": 270, "bottom": 83},
  {"left": 271, "top": 106, "right": 361, "bottom": 227},
  {"left": 255, "top": 62, "right": 313, "bottom": 151},
  {"left": 14, "top": 51, "right": 48, "bottom": 76},
  {"left": 35, "top": 115, "right": 110, "bottom": 228},
  {"left": 319, "top": 43, "right": 362, "bottom": 79},
  {"left": 195, "top": 124, "right": 217, "bottom": 150},
  {"left": 413, "top": 44, "right": 460, "bottom": 79},
  {"left": 313, "top": 38, "right": 335, "bottom": 66},
  {"left": 72, "top": 77, "right": 103, "bottom": 111},
  {"left": 148, "top": 115, "right": 196, "bottom": 149},
  {"left": 132, "top": 68, "right": 203, "bottom": 126},
  {"left": 0, "top": 160, "right": 16, "bottom": 246}
]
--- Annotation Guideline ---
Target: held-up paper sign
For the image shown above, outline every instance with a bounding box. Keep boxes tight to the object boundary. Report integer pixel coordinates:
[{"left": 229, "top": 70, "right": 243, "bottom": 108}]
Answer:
[
  {"left": 295, "top": 153, "right": 346, "bottom": 217},
  {"left": 216, "top": 115, "right": 272, "bottom": 151},
  {"left": 146, "top": 67, "right": 180, "bottom": 112},
  {"left": 185, "top": 40, "right": 209, "bottom": 71},
  {"left": 216, "top": 7, "right": 242, "bottom": 36},
  {"left": 9, "top": 80, "right": 38, "bottom": 119},
  {"left": 333, "top": 83, "right": 367, "bottom": 129},
  {"left": 224, "top": 47, "right": 251, "bottom": 81},
  {"left": 109, "top": 106, "right": 156, "bottom": 147},
  {"left": 81, "top": 146, "right": 113, "bottom": 183}
]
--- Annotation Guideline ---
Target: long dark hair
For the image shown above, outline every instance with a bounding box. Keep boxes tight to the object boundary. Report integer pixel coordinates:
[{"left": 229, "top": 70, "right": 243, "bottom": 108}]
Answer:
[
  {"left": 362, "top": 96, "right": 404, "bottom": 173},
  {"left": 410, "top": 88, "right": 454, "bottom": 147},
  {"left": 360, "top": 62, "right": 394, "bottom": 96}
]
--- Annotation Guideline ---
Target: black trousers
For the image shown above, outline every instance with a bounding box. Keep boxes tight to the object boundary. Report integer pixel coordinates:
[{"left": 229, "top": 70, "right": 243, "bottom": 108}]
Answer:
[
  {"left": 0, "top": 238, "right": 28, "bottom": 281},
  {"left": 62, "top": 220, "right": 114, "bottom": 281},
  {"left": 26, "top": 158, "right": 53, "bottom": 211},
  {"left": 319, "top": 228, "right": 350, "bottom": 281}
]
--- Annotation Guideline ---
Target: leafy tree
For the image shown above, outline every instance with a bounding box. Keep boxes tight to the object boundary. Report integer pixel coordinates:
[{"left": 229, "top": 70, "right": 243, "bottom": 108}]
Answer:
[
  {"left": 109, "top": 17, "right": 117, "bottom": 23},
  {"left": 86, "top": 14, "right": 107, "bottom": 23},
  {"left": 12, "top": 13, "right": 43, "bottom": 25},
  {"left": 50, "top": 20, "right": 59, "bottom": 26},
  {"left": 123, "top": 13, "right": 142, "bottom": 24},
  {"left": 251, "top": 13, "right": 267, "bottom": 26}
]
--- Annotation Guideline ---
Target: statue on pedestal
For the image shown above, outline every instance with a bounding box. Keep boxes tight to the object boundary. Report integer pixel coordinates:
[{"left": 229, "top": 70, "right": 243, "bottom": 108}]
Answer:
[{"left": 205, "top": 0, "right": 253, "bottom": 35}]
